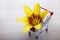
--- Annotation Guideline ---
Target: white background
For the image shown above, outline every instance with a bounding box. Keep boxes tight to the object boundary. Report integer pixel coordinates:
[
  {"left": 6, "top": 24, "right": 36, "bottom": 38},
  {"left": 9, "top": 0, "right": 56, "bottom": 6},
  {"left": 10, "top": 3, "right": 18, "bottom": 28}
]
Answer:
[{"left": 0, "top": 0, "right": 60, "bottom": 40}]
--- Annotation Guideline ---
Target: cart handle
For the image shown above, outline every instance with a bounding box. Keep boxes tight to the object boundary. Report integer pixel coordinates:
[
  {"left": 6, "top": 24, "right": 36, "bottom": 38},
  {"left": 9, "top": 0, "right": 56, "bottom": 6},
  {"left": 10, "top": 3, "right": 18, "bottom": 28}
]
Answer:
[{"left": 40, "top": 7, "right": 54, "bottom": 16}]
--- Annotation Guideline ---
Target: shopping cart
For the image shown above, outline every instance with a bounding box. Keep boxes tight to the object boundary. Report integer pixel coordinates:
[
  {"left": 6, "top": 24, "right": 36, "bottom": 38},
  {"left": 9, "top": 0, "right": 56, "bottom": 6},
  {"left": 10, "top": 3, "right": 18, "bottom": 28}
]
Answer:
[{"left": 28, "top": 7, "right": 54, "bottom": 39}]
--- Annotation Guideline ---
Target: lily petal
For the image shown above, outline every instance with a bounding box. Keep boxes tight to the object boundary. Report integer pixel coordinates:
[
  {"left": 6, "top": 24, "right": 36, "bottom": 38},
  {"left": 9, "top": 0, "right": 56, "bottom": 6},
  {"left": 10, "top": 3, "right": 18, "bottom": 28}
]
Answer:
[
  {"left": 16, "top": 17, "right": 28, "bottom": 23},
  {"left": 23, "top": 25, "right": 32, "bottom": 34},
  {"left": 34, "top": 23, "right": 42, "bottom": 30},
  {"left": 33, "top": 3, "right": 41, "bottom": 15},
  {"left": 23, "top": 5, "right": 33, "bottom": 17},
  {"left": 40, "top": 10, "right": 49, "bottom": 19}
]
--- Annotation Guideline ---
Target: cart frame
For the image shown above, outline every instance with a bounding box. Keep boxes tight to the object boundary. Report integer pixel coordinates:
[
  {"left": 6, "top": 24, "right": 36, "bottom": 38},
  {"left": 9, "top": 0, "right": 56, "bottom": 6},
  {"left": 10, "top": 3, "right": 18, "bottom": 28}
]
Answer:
[{"left": 28, "top": 7, "right": 54, "bottom": 39}]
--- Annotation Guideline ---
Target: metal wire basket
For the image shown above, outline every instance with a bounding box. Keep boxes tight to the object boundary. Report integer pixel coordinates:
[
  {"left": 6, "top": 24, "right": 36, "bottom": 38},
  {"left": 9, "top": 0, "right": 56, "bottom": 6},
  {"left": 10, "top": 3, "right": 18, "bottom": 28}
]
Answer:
[{"left": 28, "top": 7, "right": 54, "bottom": 39}]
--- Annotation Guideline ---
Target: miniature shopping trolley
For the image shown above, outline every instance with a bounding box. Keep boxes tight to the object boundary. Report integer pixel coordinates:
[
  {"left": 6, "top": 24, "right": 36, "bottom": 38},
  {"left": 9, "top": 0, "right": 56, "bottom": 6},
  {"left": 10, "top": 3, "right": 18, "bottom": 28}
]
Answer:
[{"left": 28, "top": 7, "right": 54, "bottom": 39}]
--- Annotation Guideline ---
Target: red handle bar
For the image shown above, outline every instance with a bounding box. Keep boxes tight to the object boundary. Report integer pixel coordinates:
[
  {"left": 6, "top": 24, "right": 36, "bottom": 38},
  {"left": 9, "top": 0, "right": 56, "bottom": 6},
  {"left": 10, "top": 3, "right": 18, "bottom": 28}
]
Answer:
[{"left": 40, "top": 7, "right": 54, "bottom": 16}]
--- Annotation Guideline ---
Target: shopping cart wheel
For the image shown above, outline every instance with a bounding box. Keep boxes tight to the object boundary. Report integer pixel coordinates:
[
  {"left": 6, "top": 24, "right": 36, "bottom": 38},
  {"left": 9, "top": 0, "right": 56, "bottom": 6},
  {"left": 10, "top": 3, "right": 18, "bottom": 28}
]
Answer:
[
  {"left": 45, "top": 28, "right": 48, "bottom": 32},
  {"left": 29, "top": 31, "right": 31, "bottom": 36},
  {"left": 35, "top": 36, "right": 38, "bottom": 39}
]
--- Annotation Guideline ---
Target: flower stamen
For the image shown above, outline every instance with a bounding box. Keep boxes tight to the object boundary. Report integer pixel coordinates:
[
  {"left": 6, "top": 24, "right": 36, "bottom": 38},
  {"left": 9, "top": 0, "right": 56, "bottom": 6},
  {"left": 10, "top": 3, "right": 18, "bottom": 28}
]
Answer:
[{"left": 28, "top": 14, "right": 43, "bottom": 26}]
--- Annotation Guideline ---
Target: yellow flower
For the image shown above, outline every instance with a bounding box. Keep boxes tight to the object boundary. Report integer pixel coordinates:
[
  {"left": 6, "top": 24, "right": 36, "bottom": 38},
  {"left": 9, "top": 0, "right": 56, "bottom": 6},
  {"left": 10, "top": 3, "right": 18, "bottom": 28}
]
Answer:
[{"left": 17, "top": 3, "right": 49, "bottom": 34}]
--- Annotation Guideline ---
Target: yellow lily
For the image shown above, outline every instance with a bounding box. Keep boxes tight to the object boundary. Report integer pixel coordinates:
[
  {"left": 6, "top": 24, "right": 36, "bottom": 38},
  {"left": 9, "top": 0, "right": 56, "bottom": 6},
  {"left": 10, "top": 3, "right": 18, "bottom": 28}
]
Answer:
[{"left": 17, "top": 3, "right": 49, "bottom": 34}]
